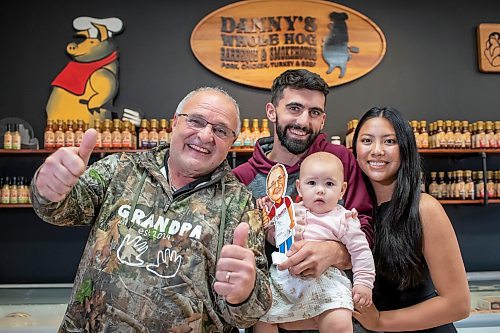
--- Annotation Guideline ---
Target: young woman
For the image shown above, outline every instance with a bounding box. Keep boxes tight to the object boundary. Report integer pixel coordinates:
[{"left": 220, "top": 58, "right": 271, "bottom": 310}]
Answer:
[{"left": 351, "top": 107, "right": 470, "bottom": 332}]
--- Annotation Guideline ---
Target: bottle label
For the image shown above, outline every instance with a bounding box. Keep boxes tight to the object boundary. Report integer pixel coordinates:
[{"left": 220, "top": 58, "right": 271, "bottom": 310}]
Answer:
[
  {"left": 12, "top": 135, "right": 21, "bottom": 150},
  {"left": 465, "top": 183, "right": 475, "bottom": 200},
  {"left": 45, "top": 132, "right": 55, "bottom": 149},
  {"left": 148, "top": 133, "right": 159, "bottom": 148},
  {"left": 3, "top": 133, "right": 12, "bottom": 150},
  {"left": 477, "top": 133, "right": 486, "bottom": 148},
  {"left": 95, "top": 132, "right": 102, "bottom": 148},
  {"left": 429, "top": 184, "right": 439, "bottom": 198},
  {"left": 65, "top": 133, "right": 75, "bottom": 147},
  {"left": 112, "top": 133, "right": 122, "bottom": 148},
  {"left": 55, "top": 132, "right": 65, "bottom": 148},
  {"left": 139, "top": 132, "right": 149, "bottom": 149},
  {"left": 122, "top": 133, "right": 132, "bottom": 149},
  {"left": 159, "top": 132, "right": 168, "bottom": 145},
  {"left": 476, "top": 184, "right": 484, "bottom": 198},
  {"left": 1, "top": 189, "right": 10, "bottom": 204},
  {"left": 232, "top": 138, "right": 242, "bottom": 147},
  {"left": 487, "top": 184, "right": 495, "bottom": 197},
  {"left": 243, "top": 136, "right": 252, "bottom": 147},
  {"left": 75, "top": 131, "right": 83, "bottom": 147},
  {"left": 102, "top": 133, "right": 112, "bottom": 148},
  {"left": 10, "top": 189, "right": 18, "bottom": 204},
  {"left": 18, "top": 189, "right": 29, "bottom": 204}
]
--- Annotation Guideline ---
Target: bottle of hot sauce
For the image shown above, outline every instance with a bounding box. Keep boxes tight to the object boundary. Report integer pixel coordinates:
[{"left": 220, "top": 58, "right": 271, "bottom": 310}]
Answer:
[
  {"left": 64, "top": 120, "right": 75, "bottom": 147},
  {"left": 148, "top": 119, "right": 159, "bottom": 148},
  {"left": 101, "top": 119, "right": 112, "bottom": 149},
  {"left": 54, "top": 120, "right": 65, "bottom": 149},
  {"left": 158, "top": 119, "right": 169, "bottom": 146},
  {"left": 138, "top": 119, "right": 149, "bottom": 149},
  {"left": 74, "top": 119, "right": 84, "bottom": 147},
  {"left": 44, "top": 120, "right": 55, "bottom": 149},
  {"left": 11, "top": 124, "right": 21, "bottom": 150},
  {"left": 111, "top": 119, "right": 122, "bottom": 149},
  {"left": 93, "top": 119, "right": 102, "bottom": 149},
  {"left": 121, "top": 120, "right": 133, "bottom": 149}
]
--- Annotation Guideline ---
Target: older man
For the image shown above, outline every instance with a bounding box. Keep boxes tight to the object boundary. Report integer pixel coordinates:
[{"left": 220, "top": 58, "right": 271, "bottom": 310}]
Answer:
[{"left": 32, "top": 87, "right": 271, "bottom": 333}]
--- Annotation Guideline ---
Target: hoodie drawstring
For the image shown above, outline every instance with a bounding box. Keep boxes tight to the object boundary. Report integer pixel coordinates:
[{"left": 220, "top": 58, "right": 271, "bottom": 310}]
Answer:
[
  {"left": 216, "top": 180, "right": 226, "bottom": 263},
  {"left": 126, "top": 171, "right": 147, "bottom": 228}
]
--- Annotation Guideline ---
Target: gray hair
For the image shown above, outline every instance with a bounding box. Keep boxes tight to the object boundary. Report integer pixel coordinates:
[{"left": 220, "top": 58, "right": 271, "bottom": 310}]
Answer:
[{"left": 175, "top": 86, "right": 241, "bottom": 136}]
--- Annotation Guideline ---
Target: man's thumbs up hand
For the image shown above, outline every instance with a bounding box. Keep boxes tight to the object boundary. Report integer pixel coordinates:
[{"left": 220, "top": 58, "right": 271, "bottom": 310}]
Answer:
[
  {"left": 77, "top": 128, "right": 98, "bottom": 166},
  {"left": 214, "top": 222, "right": 257, "bottom": 304},
  {"left": 232, "top": 222, "right": 249, "bottom": 248},
  {"left": 35, "top": 128, "right": 97, "bottom": 203}
]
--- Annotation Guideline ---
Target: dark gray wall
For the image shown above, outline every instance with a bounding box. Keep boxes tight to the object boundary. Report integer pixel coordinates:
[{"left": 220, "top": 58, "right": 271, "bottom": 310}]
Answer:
[{"left": 0, "top": 0, "right": 499, "bottom": 283}]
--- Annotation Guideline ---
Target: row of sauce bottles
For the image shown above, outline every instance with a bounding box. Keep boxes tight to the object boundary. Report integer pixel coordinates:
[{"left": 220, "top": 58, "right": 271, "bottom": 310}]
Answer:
[
  {"left": 232, "top": 118, "right": 271, "bottom": 148},
  {"left": 345, "top": 119, "right": 499, "bottom": 149},
  {"left": 3, "top": 124, "right": 22, "bottom": 150},
  {"left": 44, "top": 119, "right": 137, "bottom": 149},
  {"left": 44, "top": 118, "right": 178, "bottom": 150},
  {"left": 0, "top": 176, "right": 31, "bottom": 204},
  {"left": 426, "top": 170, "right": 500, "bottom": 200},
  {"left": 419, "top": 120, "right": 500, "bottom": 149}
]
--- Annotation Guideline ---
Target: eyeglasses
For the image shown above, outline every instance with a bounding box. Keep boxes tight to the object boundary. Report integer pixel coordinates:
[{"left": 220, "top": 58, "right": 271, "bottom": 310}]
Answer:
[
  {"left": 177, "top": 114, "right": 236, "bottom": 139},
  {"left": 267, "top": 175, "right": 285, "bottom": 190}
]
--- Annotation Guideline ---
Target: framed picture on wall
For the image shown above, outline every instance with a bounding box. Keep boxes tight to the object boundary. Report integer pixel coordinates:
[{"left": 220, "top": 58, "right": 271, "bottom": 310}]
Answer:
[{"left": 477, "top": 23, "right": 500, "bottom": 72}]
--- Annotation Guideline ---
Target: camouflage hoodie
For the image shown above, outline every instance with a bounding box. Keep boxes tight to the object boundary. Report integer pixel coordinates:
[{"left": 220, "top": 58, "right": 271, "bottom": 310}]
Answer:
[{"left": 31, "top": 145, "right": 272, "bottom": 333}]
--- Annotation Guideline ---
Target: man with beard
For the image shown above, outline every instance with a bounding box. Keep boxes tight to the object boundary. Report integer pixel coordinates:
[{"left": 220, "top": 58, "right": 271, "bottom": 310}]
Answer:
[{"left": 232, "top": 70, "right": 373, "bottom": 331}]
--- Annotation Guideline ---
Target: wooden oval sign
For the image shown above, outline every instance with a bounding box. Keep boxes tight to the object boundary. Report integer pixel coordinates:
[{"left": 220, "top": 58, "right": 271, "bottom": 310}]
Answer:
[{"left": 191, "top": 0, "right": 386, "bottom": 89}]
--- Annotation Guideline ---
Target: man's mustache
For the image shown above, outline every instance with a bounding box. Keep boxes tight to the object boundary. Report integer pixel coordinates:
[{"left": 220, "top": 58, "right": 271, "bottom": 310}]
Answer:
[{"left": 285, "top": 124, "right": 312, "bottom": 135}]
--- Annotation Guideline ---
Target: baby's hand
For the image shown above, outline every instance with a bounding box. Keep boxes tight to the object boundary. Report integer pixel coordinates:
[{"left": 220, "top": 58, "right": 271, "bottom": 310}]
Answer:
[
  {"left": 345, "top": 208, "right": 358, "bottom": 220},
  {"left": 353, "top": 284, "right": 372, "bottom": 307}
]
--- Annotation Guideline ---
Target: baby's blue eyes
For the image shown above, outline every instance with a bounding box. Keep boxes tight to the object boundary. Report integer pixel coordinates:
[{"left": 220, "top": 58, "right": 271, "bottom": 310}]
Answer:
[{"left": 305, "top": 181, "right": 335, "bottom": 187}]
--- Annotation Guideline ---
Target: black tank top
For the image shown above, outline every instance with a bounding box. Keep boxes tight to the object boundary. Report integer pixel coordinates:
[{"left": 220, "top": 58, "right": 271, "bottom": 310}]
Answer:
[{"left": 372, "top": 202, "right": 457, "bottom": 333}]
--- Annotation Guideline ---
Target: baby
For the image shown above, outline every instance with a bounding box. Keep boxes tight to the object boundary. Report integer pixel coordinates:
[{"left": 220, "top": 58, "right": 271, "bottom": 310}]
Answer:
[{"left": 256, "top": 152, "right": 375, "bottom": 333}]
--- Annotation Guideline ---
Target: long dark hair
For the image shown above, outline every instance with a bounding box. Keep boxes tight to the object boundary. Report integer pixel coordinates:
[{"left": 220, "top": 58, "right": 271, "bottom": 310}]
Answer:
[{"left": 352, "top": 107, "right": 425, "bottom": 289}]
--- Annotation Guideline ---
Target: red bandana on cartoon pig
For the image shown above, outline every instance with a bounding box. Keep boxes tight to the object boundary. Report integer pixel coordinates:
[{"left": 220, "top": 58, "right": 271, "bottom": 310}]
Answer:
[{"left": 51, "top": 51, "right": 118, "bottom": 95}]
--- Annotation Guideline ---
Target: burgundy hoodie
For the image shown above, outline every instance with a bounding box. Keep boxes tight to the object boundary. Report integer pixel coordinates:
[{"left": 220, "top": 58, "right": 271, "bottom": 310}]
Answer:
[{"left": 232, "top": 133, "right": 374, "bottom": 247}]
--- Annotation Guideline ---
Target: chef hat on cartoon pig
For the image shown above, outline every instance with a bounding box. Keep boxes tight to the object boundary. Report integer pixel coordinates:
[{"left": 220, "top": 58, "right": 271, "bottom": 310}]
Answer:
[{"left": 73, "top": 17, "right": 123, "bottom": 38}]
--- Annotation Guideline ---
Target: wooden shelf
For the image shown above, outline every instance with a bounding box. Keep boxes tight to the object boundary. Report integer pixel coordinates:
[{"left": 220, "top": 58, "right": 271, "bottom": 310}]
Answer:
[
  {"left": 0, "top": 149, "right": 50, "bottom": 154},
  {"left": 0, "top": 203, "right": 32, "bottom": 208},
  {"left": 0, "top": 148, "right": 142, "bottom": 154},
  {"left": 229, "top": 147, "right": 254, "bottom": 153},
  {"left": 1, "top": 148, "right": 257, "bottom": 154},
  {"left": 2, "top": 148, "right": 497, "bottom": 155},
  {"left": 438, "top": 199, "right": 500, "bottom": 205},
  {"left": 439, "top": 199, "right": 484, "bottom": 205},
  {"left": 419, "top": 148, "right": 499, "bottom": 155}
]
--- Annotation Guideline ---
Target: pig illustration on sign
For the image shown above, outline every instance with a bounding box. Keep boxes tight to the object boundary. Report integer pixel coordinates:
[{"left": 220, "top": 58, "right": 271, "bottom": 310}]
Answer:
[
  {"left": 484, "top": 32, "right": 500, "bottom": 67},
  {"left": 46, "top": 17, "right": 123, "bottom": 124},
  {"left": 322, "top": 12, "right": 359, "bottom": 78}
]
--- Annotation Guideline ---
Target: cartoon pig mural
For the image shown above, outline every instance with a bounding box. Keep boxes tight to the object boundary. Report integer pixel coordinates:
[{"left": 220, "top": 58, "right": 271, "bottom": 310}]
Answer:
[
  {"left": 46, "top": 17, "right": 123, "bottom": 124},
  {"left": 322, "top": 12, "right": 359, "bottom": 78}
]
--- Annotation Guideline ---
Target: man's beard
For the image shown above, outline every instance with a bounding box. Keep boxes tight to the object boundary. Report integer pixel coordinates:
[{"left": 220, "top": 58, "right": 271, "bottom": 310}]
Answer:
[{"left": 276, "top": 119, "right": 319, "bottom": 155}]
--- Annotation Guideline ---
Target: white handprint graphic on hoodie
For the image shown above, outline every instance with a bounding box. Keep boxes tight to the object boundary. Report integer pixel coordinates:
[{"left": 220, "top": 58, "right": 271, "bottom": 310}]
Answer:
[{"left": 117, "top": 233, "right": 183, "bottom": 278}]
